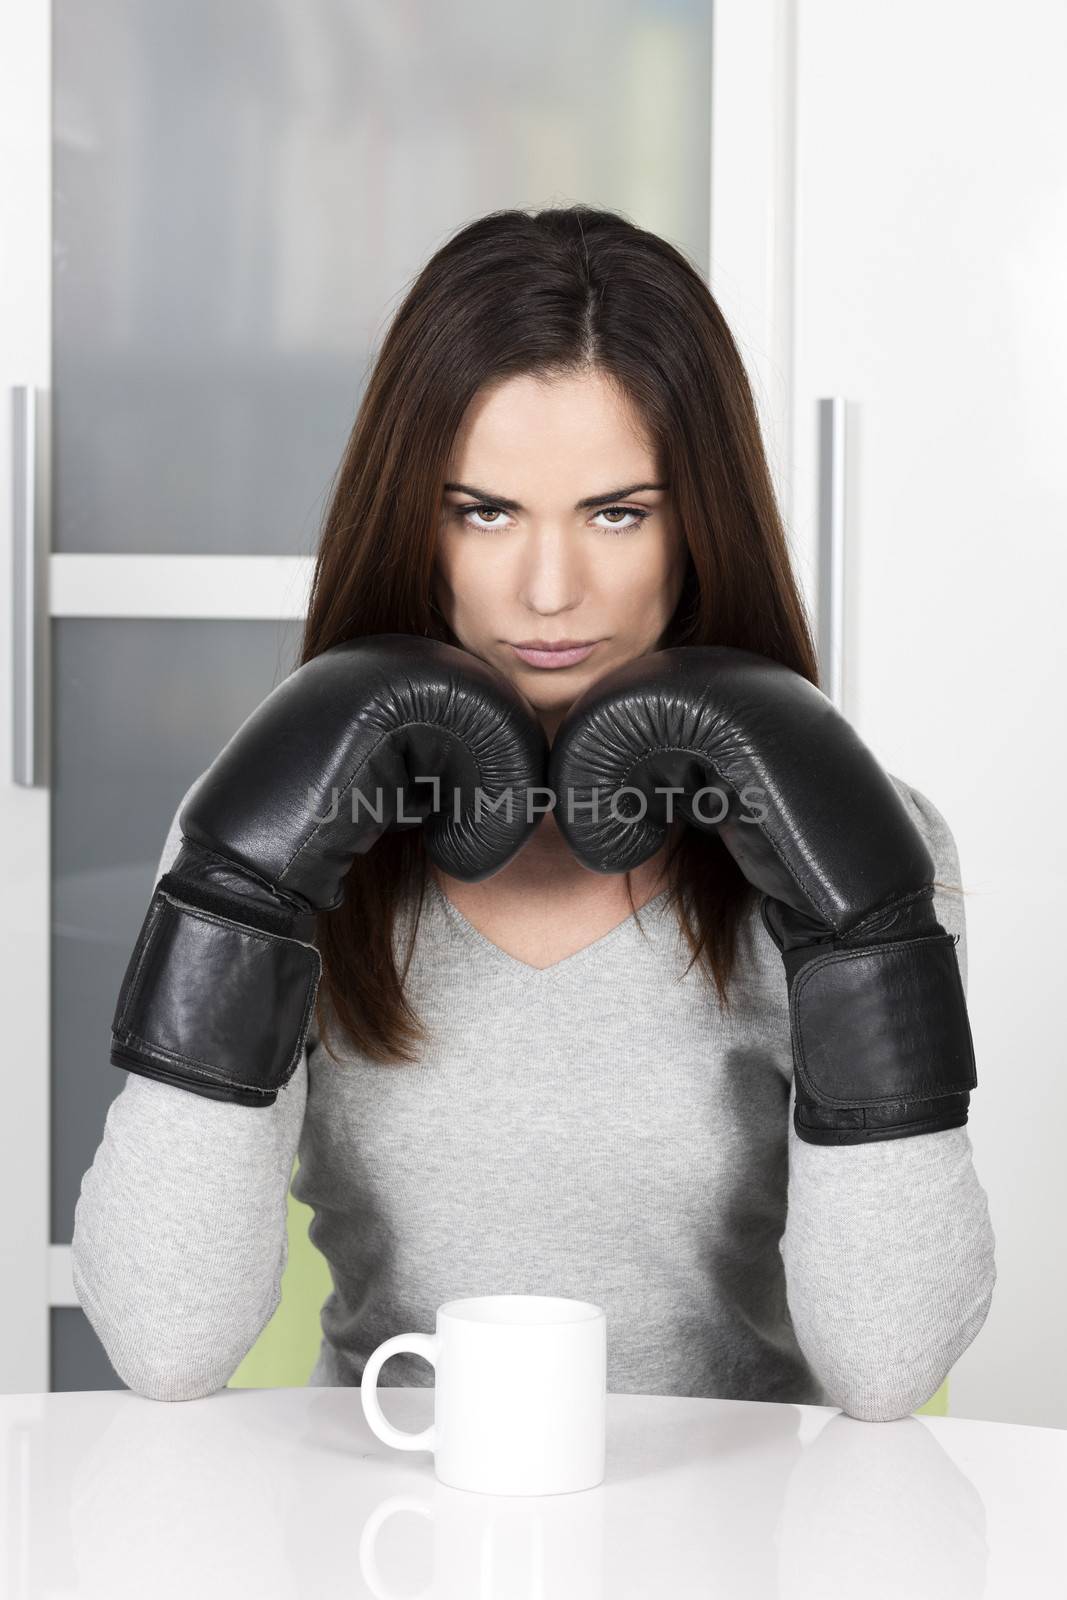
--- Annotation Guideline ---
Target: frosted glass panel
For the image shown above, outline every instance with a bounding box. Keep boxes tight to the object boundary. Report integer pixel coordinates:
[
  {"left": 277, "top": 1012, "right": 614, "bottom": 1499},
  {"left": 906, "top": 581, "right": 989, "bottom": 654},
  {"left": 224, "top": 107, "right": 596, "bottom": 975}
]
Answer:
[
  {"left": 52, "top": 0, "right": 713, "bottom": 554},
  {"left": 51, "top": 1308, "right": 125, "bottom": 1394},
  {"left": 51, "top": 618, "right": 303, "bottom": 1252}
]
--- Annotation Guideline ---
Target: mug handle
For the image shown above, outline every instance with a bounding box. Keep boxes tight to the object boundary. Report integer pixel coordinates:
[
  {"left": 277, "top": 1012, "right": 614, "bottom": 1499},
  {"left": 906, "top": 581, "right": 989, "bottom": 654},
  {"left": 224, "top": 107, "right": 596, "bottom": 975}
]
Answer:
[{"left": 360, "top": 1332, "right": 439, "bottom": 1452}]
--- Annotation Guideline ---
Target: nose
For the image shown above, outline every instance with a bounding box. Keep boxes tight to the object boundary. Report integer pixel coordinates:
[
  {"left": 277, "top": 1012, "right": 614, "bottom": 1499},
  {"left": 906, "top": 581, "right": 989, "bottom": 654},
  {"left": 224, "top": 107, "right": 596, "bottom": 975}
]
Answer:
[{"left": 516, "top": 522, "right": 585, "bottom": 618}]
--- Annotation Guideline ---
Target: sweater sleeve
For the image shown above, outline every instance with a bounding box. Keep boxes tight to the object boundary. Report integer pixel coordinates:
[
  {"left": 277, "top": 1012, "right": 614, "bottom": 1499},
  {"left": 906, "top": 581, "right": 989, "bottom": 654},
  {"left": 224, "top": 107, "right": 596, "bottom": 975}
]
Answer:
[
  {"left": 777, "top": 776, "right": 997, "bottom": 1421},
  {"left": 71, "top": 780, "right": 310, "bottom": 1402}
]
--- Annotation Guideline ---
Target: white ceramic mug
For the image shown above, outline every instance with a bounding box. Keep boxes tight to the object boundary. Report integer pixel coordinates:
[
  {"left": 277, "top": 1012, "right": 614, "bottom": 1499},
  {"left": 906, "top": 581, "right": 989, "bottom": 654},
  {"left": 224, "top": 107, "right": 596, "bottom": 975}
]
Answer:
[{"left": 359, "top": 1293, "right": 607, "bottom": 1496}]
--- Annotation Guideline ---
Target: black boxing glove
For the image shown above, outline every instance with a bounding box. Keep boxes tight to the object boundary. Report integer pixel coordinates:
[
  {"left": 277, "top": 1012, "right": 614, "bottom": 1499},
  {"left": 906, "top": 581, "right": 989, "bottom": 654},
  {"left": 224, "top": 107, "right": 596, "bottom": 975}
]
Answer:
[
  {"left": 111, "top": 635, "right": 547, "bottom": 1107},
  {"left": 548, "top": 646, "right": 976, "bottom": 1146}
]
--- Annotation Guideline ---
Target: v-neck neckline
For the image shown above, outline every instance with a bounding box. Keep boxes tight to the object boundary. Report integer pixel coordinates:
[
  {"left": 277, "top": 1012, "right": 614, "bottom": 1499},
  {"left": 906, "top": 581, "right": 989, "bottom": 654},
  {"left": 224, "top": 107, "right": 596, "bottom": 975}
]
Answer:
[{"left": 426, "top": 874, "right": 672, "bottom": 979}]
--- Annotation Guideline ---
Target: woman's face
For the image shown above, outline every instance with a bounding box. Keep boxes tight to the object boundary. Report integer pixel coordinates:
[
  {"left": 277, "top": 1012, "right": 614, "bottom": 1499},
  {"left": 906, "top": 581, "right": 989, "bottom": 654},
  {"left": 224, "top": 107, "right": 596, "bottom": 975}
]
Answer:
[{"left": 433, "top": 368, "right": 689, "bottom": 736}]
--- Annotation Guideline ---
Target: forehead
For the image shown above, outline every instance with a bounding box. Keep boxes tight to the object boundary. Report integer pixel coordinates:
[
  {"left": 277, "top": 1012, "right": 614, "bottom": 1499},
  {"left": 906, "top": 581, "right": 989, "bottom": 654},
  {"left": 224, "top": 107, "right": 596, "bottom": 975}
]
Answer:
[{"left": 450, "top": 370, "right": 657, "bottom": 482}]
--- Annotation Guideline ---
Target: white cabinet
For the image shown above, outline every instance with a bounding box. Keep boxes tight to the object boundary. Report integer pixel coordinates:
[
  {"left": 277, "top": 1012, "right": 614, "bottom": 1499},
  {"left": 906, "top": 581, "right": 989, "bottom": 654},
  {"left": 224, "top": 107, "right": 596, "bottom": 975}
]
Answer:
[{"left": 714, "top": 0, "right": 1067, "bottom": 1426}]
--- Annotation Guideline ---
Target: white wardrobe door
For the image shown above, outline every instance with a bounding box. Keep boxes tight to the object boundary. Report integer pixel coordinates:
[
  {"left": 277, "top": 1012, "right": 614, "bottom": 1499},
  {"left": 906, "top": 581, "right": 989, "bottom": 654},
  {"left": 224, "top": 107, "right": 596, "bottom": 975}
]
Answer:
[{"left": 792, "top": 0, "right": 1067, "bottom": 1426}]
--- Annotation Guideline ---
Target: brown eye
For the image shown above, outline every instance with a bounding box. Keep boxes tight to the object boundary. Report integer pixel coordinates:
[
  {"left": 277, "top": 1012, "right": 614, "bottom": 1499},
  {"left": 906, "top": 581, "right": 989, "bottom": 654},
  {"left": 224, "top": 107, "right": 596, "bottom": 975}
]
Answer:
[
  {"left": 456, "top": 504, "right": 513, "bottom": 532},
  {"left": 592, "top": 507, "right": 651, "bottom": 534}
]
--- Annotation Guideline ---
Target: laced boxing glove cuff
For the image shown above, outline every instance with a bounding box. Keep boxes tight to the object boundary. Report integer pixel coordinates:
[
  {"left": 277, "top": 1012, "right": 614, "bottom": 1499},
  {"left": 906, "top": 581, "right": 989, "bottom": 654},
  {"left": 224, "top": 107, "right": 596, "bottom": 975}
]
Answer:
[{"left": 110, "top": 855, "right": 322, "bottom": 1109}]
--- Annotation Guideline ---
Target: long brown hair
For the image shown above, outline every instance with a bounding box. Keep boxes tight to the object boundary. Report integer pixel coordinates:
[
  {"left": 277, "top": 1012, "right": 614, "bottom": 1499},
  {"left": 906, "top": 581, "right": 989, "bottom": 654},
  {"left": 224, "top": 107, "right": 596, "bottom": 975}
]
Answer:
[{"left": 299, "top": 204, "right": 820, "bottom": 1064}]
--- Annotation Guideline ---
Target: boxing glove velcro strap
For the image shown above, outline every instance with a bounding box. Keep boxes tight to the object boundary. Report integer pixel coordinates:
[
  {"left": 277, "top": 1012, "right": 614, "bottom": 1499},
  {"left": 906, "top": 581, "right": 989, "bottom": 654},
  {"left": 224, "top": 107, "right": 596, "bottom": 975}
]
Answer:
[
  {"left": 790, "top": 931, "right": 977, "bottom": 1115},
  {"left": 110, "top": 886, "right": 321, "bottom": 1107}
]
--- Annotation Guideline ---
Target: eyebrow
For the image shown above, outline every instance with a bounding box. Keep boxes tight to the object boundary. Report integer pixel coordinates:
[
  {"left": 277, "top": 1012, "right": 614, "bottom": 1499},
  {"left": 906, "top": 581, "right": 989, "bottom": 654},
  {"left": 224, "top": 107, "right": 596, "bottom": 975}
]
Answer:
[{"left": 443, "top": 480, "right": 668, "bottom": 511}]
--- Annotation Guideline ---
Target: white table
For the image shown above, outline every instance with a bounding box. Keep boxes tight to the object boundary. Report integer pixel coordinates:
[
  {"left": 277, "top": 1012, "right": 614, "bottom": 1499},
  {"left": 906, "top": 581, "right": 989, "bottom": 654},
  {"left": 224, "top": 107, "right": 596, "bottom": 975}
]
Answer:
[{"left": 1, "top": 1386, "right": 1064, "bottom": 1598}]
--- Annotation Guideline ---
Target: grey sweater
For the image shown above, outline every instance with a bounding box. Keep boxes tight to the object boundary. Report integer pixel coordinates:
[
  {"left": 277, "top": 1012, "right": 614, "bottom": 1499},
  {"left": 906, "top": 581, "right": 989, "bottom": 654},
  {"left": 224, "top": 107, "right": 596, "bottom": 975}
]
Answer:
[{"left": 71, "top": 774, "right": 996, "bottom": 1420}]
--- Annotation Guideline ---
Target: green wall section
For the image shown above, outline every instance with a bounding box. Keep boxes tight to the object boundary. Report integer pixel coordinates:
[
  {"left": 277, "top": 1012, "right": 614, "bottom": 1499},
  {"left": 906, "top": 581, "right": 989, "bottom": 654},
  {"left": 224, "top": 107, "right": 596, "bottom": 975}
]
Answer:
[
  {"left": 919, "top": 1381, "right": 949, "bottom": 1417},
  {"left": 228, "top": 1160, "right": 950, "bottom": 1415},
  {"left": 229, "top": 1160, "right": 330, "bottom": 1390}
]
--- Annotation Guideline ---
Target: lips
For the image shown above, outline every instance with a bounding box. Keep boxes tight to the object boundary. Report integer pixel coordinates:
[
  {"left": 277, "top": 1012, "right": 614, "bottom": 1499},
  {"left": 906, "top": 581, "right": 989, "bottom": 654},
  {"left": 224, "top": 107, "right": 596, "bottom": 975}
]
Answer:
[
  {"left": 508, "top": 641, "right": 600, "bottom": 669},
  {"left": 510, "top": 639, "right": 596, "bottom": 649}
]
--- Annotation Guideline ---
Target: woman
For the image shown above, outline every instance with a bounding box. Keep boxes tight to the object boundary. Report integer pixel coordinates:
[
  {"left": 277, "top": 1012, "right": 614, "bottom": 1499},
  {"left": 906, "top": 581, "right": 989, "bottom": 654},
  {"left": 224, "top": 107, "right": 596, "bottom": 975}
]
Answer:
[{"left": 73, "top": 205, "right": 996, "bottom": 1417}]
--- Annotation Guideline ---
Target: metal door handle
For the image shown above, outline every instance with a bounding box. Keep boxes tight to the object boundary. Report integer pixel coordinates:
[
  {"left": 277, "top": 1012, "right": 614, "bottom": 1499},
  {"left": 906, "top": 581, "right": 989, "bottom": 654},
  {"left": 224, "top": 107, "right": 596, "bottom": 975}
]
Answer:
[
  {"left": 816, "top": 396, "right": 846, "bottom": 709},
  {"left": 10, "top": 384, "right": 49, "bottom": 788}
]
